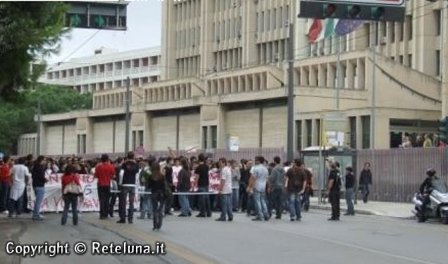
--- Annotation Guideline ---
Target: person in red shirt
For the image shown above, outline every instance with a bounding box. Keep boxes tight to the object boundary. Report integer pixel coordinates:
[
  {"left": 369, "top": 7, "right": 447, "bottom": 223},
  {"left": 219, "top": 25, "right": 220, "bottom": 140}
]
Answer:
[
  {"left": 0, "top": 156, "right": 12, "bottom": 214},
  {"left": 95, "top": 154, "right": 116, "bottom": 219},
  {"left": 61, "top": 165, "right": 82, "bottom": 226}
]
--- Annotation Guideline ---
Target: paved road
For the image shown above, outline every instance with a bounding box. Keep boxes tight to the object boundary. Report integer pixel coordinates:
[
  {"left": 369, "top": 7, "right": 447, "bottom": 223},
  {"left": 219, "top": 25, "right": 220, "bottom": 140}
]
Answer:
[{"left": 0, "top": 210, "right": 447, "bottom": 264}]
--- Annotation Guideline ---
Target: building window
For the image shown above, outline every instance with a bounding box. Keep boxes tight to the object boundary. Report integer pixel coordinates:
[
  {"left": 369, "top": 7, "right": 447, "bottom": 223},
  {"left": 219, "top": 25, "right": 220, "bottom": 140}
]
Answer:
[
  {"left": 435, "top": 9, "right": 442, "bottom": 36},
  {"left": 399, "top": 55, "right": 404, "bottom": 64},
  {"left": 296, "top": 120, "right": 302, "bottom": 151},
  {"left": 316, "top": 119, "right": 321, "bottom": 146},
  {"left": 436, "top": 50, "right": 441, "bottom": 76},
  {"left": 77, "top": 134, "right": 86, "bottom": 154},
  {"left": 361, "top": 116, "right": 371, "bottom": 149},
  {"left": 349, "top": 117, "right": 357, "bottom": 149},
  {"left": 408, "top": 54, "right": 412, "bottom": 68},
  {"left": 306, "top": 119, "right": 312, "bottom": 147},
  {"left": 202, "top": 126, "right": 208, "bottom": 149},
  {"left": 132, "top": 130, "right": 144, "bottom": 151},
  {"left": 211, "top": 125, "right": 217, "bottom": 149},
  {"left": 406, "top": 15, "right": 413, "bottom": 40}
]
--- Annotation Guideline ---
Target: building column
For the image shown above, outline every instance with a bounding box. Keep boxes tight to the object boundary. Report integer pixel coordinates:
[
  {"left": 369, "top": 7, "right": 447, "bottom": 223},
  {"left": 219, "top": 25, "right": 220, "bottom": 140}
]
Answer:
[
  {"left": 311, "top": 119, "right": 317, "bottom": 146},
  {"left": 373, "top": 111, "right": 390, "bottom": 150}
]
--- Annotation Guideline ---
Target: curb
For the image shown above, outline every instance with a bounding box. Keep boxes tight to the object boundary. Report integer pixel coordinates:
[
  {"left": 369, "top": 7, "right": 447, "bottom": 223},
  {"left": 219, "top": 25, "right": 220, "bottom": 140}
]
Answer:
[{"left": 309, "top": 204, "right": 415, "bottom": 219}]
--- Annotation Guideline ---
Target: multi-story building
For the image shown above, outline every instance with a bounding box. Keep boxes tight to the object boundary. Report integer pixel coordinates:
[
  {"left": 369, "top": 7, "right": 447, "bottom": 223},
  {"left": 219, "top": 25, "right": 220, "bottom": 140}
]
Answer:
[
  {"left": 30, "top": 0, "right": 446, "bottom": 156},
  {"left": 40, "top": 47, "right": 161, "bottom": 93}
]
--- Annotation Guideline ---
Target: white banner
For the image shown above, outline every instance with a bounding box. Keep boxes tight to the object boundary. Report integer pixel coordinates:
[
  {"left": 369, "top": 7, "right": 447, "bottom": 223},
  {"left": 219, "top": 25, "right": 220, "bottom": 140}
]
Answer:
[{"left": 28, "top": 172, "right": 223, "bottom": 212}]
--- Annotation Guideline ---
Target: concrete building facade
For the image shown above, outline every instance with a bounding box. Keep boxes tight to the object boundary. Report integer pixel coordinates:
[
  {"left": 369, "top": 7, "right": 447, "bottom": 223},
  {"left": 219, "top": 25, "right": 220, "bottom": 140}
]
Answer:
[
  {"left": 40, "top": 47, "right": 161, "bottom": 94},
  {"left": 30, "top": 0, "right": 447, "bottom": 156}
]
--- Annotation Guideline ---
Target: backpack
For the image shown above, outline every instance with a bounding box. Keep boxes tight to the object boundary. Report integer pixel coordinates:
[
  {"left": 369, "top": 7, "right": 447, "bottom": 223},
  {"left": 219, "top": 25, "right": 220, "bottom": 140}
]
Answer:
[{"left": 63, "top": 182, "right": 82, "bottom": 195}]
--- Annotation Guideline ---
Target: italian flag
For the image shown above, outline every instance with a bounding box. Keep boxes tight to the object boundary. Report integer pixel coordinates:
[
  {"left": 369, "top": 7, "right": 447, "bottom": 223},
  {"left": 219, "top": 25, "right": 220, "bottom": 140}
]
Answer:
[{"left": 308, "top": 18, "right": 338, "bottom": 43}]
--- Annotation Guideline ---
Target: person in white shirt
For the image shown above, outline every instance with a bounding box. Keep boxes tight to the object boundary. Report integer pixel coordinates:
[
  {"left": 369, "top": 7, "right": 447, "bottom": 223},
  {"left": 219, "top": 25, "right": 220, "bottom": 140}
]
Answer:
[
  {"left": 8, "top": 157, "right": 31, "bottom": 218},
  {"left": 216, "top": 158, "right": 233, "bottom": 222}
]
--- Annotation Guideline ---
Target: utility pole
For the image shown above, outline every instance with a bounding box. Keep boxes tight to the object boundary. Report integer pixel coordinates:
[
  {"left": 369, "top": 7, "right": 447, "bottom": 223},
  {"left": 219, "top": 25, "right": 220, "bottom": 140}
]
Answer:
[
  {"left": 336, "top": 36, "right": 342, "bottom": 110},
  {"left": 370, "top": 22, "right": 378, "bottom": 149},
  {"left": 125, "top": 76, "right": 130, "bottom": 154},
  {"left": 36, "top": 99, "right": 41, "bottom": 156},
  {"left": 287, "top": 22, "right": 295, "bottom": 162}
]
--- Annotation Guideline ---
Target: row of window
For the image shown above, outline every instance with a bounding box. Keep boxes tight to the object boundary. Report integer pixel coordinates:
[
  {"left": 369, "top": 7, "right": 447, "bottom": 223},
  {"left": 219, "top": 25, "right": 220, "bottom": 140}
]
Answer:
[
  {"left": 47, "top": 56, "right": 159, "bottom": 80},
  {"left": 213, "top": 16, "right": 242, "bottom": 43},
  {"left": 255, "top": 5, "right": 290, "bottom": 33},
  {"left": 144, "top": 84, "right": 193, "bottom": 104},
  {"left": 176, "top": 56, "right": 200, "bottom": 78},
  {"left": 295, "top": 58, "right": 366, "bottom": 90},
  {"left": 74, "top": 76, "right": 160, "bottom": 94},
  {"left": 206, "top": 72, "right": 269, "bottom": 96}
]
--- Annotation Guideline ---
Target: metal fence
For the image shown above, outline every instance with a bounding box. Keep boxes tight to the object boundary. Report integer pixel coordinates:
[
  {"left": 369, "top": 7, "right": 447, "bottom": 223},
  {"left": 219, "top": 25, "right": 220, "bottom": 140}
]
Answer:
[{"left": 357, "top": 148, "right": 448, "bottom": 203}]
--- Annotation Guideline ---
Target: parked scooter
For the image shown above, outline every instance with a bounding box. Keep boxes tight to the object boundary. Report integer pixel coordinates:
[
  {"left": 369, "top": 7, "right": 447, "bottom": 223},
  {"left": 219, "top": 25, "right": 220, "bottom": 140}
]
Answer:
[{"left": 412, "top": 178, "right": 448, "bottom": 224}]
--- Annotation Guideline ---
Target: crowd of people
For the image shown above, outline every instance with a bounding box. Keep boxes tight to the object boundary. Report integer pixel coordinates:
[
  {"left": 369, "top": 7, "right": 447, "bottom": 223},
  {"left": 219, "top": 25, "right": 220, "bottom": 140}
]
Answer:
[
  {"left": 0, "top": 152, "right": 375, "bottom": 231},
  {"left": 399, "top": 133, "right": 446, "bottom": 148}
]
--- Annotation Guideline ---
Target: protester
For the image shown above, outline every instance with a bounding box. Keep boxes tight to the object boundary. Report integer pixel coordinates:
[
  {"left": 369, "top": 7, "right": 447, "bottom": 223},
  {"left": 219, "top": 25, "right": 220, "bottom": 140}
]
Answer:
[
  {"left": 239, "top": 159, "right": 250, "bottom": 213},
  {"left": 285, "top": 159, "right": 307, "bottom": 222},
  {"left": 268, "top": 156, "right": 285, "bottom": 219},
  {"left": 195, "top": 154, "right": 211, "bottom": 217},
  {"left": 0, "top": 156, "right": 12, "bottom": 214},
  {"left": 31, "top": 156, "right": 47, "bottom": 221},
  {"left": 61, "top": 164, "right": 82, "bottom": 225},
  {"left": 8, "top": 157, "right": 31, "bottom": 218},
  {"left": 344, "top": 166, "right": 355, "bottom": 216},
  {"left": 248, "top": 156, "right": 270, "bottom": 221},
  {"left": 117, "top": 152, "right": 139, "bottom": 224},
  {"left": 216, "top": 158, "right": 233, "bottom": 221},
  {"left": 95, "top": 154, "right": 115, "bottom": 220},
  {"left": 230, "top": 160, "right": 241, "bottom": 212},
  {"left": 148, "top": 162, "right": 166, "bottom": 230},
  {"left": 109, "top": 157, "right": 123, "bottom": 218},
  {"left": 302, "top": 165, "right": 313, "bottom": 212},
  {"left": 138, "top": 160, "right": 152, "bottom": 220},
  {"left": 164, "top": 157, "right": 174, "bottom": 216},
  {"left": 177, "top": 158, "right": 191, "bottom": 217}
]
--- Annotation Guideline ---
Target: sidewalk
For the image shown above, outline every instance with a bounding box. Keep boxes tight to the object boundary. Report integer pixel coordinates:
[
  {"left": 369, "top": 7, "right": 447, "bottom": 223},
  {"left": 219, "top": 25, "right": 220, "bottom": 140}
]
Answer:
[{"left": 309, "top": 197, "right": 414, "bottom": 219}]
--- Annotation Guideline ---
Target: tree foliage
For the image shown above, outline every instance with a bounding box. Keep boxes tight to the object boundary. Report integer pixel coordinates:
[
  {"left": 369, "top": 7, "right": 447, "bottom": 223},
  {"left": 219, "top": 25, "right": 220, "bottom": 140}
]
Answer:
[
  {"left": 0, "top": 84, "right": 92, "bottom": 154},
  {"left": 0, "top": 2, "right": 68, "bottom": 98}
]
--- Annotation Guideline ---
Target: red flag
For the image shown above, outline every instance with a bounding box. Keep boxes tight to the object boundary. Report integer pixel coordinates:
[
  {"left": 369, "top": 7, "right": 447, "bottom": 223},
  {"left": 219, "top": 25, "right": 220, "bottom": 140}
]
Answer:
[{"left": 308, "top": 19, "right": 323, "bottom": 43}]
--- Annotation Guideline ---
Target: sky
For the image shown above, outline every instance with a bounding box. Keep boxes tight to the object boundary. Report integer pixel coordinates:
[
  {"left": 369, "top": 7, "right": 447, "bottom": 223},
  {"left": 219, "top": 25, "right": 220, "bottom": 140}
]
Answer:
[{"left": 47, "top": 1, "right": 161, "bottom": 65}]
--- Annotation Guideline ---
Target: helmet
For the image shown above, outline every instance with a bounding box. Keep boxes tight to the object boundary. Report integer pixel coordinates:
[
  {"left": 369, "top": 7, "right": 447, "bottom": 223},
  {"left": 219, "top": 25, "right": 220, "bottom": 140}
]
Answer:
[{"left": 426, "top": 168, "right": 436, "bottom": 177}]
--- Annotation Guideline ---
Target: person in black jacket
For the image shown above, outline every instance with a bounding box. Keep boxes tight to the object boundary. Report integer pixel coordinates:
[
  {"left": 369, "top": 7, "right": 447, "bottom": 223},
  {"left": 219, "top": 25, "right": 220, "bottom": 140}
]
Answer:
[
  {"left": 177, "top": 158, "right": 191, "bottom": 217},
  {"left": 164, "top": 157, "right": 174, "bottom": 216},
  {"left": 327, "top": 162, "right": 341, "bottom": 221},
  {"left": 359, "top": 162, "right": 373, "bottom": 203},
  {"left": 148, "top": 162, "right": 166, "bottom": 231},
  {"left": 344, "top": 166, "right": 355, "bottom": 216},
  {"left": 117, "top": 152, "right": 139, "bottom": 224},
  {"left": 418, "top": 168, "right": 437, "bottom": 222},
  {"left": 31, "top": 156, "right": 47, "bottom": 221}
]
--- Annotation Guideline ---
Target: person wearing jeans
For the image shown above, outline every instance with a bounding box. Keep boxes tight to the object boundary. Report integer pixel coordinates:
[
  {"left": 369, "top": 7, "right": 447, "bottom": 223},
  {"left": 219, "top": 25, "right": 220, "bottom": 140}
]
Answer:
[
  {"left": 359, "top": 162, "right": 372, "bottom": 203},
  {"left": 194, "top": 154, "right": 211, "bottom": 217},
  {"left": 32, "top": 157, "right": 47, "bottom": 220},
  {"left": 61, "top": 165, "right": 81, "bottom": 226},
  {"left": 177, "top": 158, "right": 191, "bottom": 217},
  {"left": 344, "top": 167, "right": 355, "bottom": 216},
  {"left": 216, "top": 158, "right": 233, "bottom": 221},
  {"left": 285, "top": 160, "right": 307, "bottom": 221},
  {"left": 230, "top": 160, "right": 240, "bottom": 212},
  {"left": 0, "top": 156, "right": 12, "bottom": 214},
  {"left": 268, "top": 156, "right": 285, "bottom": 219},
  {"left": 248, "top": 156, "right": 270, "bottom": 221},
  {"left": 117, "top": 152, "right": 139, "bottom": 224}
]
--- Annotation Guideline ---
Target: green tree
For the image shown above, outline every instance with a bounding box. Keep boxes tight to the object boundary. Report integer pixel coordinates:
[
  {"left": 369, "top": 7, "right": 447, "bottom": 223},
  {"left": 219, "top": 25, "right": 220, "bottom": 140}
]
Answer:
[
  {"left": 0, "top": 84, "right": 92, "bottom": 154},
  {"left": 0, "top": 2, "right": 68, "bottom": 98}
]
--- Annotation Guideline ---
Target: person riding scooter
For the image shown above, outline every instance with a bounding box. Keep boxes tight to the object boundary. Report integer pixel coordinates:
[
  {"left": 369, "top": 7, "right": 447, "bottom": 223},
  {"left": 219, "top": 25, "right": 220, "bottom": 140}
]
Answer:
[{"left": 418, "top": 168, "right": 437, "bottom": 222}]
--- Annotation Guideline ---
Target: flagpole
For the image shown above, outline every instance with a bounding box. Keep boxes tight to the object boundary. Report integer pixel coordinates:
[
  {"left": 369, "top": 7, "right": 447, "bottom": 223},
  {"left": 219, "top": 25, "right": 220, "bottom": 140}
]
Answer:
[{"left": 336, "top": 35, "right": 342, "bottom": 110}]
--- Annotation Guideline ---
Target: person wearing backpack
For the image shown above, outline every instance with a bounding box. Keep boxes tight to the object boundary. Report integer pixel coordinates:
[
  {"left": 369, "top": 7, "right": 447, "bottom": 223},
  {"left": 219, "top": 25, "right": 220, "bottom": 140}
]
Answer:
[
  {"left": 327, "top": 162, "right": 341, "bottom": 221},
  {"left": 285, "top": 159, "right": 307, "bottom": 222}
]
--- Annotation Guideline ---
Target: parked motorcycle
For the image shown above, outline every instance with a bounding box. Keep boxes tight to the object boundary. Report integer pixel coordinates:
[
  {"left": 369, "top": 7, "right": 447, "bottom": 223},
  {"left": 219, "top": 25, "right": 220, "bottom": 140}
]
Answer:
[{"left": 412, "top": 179, "right": 448, "bottom": 224}]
